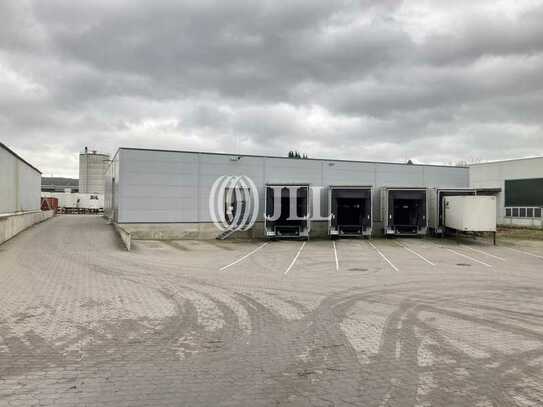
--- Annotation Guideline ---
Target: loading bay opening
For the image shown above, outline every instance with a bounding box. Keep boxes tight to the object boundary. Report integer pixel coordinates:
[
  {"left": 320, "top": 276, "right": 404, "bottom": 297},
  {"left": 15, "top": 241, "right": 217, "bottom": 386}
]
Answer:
[
  {"left": 384, "top": 188, "right": 428, "bottom": 236},
  {"left": 265, "top": 184, "right": 310, "bottom": 239},
  {"left": 329, "top": 186, "right": 372, "bottom": 238}
]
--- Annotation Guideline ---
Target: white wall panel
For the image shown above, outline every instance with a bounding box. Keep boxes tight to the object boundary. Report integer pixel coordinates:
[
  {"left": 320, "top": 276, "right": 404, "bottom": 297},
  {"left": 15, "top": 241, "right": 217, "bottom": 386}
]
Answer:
[
  {"left": 323, "top": 161, "right": 375, "bottom": 186},
  {"left": 118, "top": 149, "right": 199, "bottom": 223},
  {"left": 112, "top": 148, "right": 471, "bottom": 225},
  {"left": 0, "top": 147, "right": 17, "bottom": 214},
  {"left": 18, "top": 161, "right": 41, "bottom": 211},
  {"left": 0, "top": 144, "right": 40, "bottom": 214}
]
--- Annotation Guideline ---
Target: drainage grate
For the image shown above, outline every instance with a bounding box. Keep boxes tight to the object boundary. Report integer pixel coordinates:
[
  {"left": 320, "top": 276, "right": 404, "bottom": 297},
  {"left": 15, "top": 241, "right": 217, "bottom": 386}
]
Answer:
[
  {"left": 456, "top": 263, "right": 471, "bottom": 267},
  {"left": 349, "top": 268, "right": 368, "bottom": 271}
]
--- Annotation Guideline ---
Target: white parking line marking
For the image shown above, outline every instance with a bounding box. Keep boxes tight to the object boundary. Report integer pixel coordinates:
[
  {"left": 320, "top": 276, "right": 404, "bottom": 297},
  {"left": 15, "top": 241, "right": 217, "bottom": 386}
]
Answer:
[
  {"left": 333, "top": 241, "right": 339, "bottom": 272},
  {"left": 368, "top": 241, "right": 399, "bottom": 272},
  {"left": 448, "top": 249, "right": 493, "bottom": 268},
  {"left": 284, "top": 241, "right": 306, "bottom": 275},
  {"left": 508, "top": 247, "right": 543, "bottom": 260},
  {"left": 462, "top": 245, "right": 506, "bottom": 261},
  {"left": 396, "top": 241, "right": 436, "bottom": 266},
  {"left": 220, "top": 242, "right": 269, "bottom": 271}
]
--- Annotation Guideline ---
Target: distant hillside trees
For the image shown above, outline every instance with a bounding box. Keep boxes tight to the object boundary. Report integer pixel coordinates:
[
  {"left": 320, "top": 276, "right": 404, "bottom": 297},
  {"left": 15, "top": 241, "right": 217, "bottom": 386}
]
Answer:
[{"left": 288, "top": 151, "right": 308, "bottom": 159}]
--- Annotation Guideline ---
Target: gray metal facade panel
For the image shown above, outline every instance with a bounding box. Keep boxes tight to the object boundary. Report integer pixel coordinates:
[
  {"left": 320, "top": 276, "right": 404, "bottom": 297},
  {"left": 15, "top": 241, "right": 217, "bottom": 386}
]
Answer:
[
  {"left": 114, "top": 149, "right": 472, "bottom": 224},
  {"left": 323, "top": 162, "right": 376, "bottom": 186},
  {"left": 264, "top": 158, "right": 323, "bottom": 185},
  {"left": 423, "top": 166, "right": 469, "bottom": 188},
  {"left": 118, "top": 149, "right": 199, "bottom": 223},
  {"left": 198, "top": 154, "right": 266, "bottom": 223},
  {"left": 374, "top": 163, "right": 425, "bottom": 186},
  {"left": 18, "top": 161, "right": 41, "bottom": 211},
  {"left": 0, "top": 146, "right": 41, "bottom": 213},
  {"left": 0, "top": 147, "right": 17, "bottom": 213}
]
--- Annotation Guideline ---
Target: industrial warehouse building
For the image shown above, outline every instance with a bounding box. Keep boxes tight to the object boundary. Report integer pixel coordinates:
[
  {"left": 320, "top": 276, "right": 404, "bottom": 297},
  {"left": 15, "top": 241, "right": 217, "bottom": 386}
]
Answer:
[
  {"left": 0, "top": 142, "right": 53, "bottom": 245},
  {"left": 105, "top": 147, "right": 473, "bottom": 239},
  {"left": 0, "top": 142, "right": 41, "bottom": 214},
  {"left": 470, "top": 156, "right": 543, "bottom": 228},
  {"left": 105, "top": 147, "right": 543, "bottom": 240}
]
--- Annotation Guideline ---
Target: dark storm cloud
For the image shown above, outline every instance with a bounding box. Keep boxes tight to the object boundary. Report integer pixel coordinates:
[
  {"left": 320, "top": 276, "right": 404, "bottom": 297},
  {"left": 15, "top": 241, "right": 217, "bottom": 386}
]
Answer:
[
  {"left": 0, "top": 0, "right": 542, "bottom": 176},
  {"left": 420, "top": 4, "right": 543, "bottom": 65},
  {"left": 32, "top": 0, "right": 407, "bottom": 100}
]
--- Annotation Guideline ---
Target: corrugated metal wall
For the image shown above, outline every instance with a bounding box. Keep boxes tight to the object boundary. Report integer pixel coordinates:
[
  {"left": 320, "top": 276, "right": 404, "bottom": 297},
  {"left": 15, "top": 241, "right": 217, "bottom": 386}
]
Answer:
[
  {"left": 79, "top": 153, "right": 110, "bottom": 194},
  {"left": 0, "top": 145, "right": 41, "bottom": 214},
  {"left": 108, "top": 148, "right": 470, "bottom": 224}
]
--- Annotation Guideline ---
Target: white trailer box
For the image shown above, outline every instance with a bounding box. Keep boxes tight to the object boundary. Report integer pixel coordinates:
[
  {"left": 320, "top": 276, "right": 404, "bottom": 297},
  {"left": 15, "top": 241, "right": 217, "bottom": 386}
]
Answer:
[
  {"left": 77, "top": 193, "right": 104, "bottom": 210},
  {"left": 443, "top": 196, "right": 497, "bottom": 232},
  {"left": 41, "top": 192, "right": 104, "bottom": 210},
  {"left": 42, "top": 192, "right": 78, "bottom": 208},
  {"left": 429, "top": 188, "right": 501, "bottom": 235}
]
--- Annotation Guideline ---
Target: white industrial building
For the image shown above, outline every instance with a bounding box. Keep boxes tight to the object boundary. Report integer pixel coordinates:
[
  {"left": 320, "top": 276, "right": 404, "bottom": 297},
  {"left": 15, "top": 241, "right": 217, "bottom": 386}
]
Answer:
[
  {"left": 0, "top": 142, "right": 53, "bottom": 245},
  {"left": 105, "top": 148, "right": 471, "bottom": 239},
  {"left": 0, "top": 142, "right": 41, "bottom": 214},
  {"left": 104, "top": 147, "right": 542, "bottom": 240},
  {"left": 79, "top": 148, "right": 110, "bottom": 194},
  {"left": 470, "top": 156, "right": 543, "bottom": 228}
]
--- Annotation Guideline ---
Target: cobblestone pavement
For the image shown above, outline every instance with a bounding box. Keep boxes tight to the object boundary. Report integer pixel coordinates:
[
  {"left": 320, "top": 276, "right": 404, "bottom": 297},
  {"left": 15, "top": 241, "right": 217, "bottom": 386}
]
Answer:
[{"left": 1, "top": 215, "right": 543, "bottom": 406}]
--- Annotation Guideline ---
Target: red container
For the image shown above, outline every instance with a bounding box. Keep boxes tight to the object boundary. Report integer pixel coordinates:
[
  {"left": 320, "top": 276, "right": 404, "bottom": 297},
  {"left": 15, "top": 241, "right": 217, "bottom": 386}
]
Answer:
[{"left": 41, "top": 197, "right": 59, "bottom": 211}]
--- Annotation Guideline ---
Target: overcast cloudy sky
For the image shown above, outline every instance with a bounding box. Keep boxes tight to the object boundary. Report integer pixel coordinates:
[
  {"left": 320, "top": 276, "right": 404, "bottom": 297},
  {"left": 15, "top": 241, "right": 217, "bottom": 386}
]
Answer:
[{"left": 1, "top": 0, "right": 543, "bottom": 177}]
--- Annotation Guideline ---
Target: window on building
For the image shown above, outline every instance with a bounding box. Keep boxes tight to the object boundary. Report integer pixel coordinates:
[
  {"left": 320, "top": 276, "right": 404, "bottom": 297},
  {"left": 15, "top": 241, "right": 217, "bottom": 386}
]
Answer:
[
  {"left": 535, "top": 208, "right": 542, "bottom": 218},
  {"left": 519, "top": 208, "right": 526, "bottom": 217},
  {"left": 527, "top": 208, "right": 534, "bottom": 218},
  {"left": 505, "top": 208, "right": 512, "bottom": 217},
  {"left": 505, "top": 178, "right": 543, "bottom": 207},
  {"left": 512, "top": 208, "right": 519, "bottom": 217}
]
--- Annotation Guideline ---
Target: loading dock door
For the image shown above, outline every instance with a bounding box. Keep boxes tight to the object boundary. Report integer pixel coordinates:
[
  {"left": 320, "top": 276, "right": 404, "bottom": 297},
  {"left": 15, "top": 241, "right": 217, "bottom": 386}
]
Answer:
[
  {"left": 337, "top": 198, "right": 364, "bottom": 233},
  {"left": 393, "top": 199, "right": 422, "bottom": 226},
  {"left": 387, "top": 189, "right": 427, "bottom": 233},
  {"left": 265, "top": 185, "right": 310, "bottom": 238},
  {"left": 330, "top": 187, "right": 372, "bottom": 237}
]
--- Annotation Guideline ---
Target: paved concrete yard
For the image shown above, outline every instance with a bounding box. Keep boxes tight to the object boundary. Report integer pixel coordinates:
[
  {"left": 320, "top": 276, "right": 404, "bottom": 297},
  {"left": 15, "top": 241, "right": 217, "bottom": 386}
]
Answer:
[{"left": 1, "top": 216, "right": 543, "bottom": 406}]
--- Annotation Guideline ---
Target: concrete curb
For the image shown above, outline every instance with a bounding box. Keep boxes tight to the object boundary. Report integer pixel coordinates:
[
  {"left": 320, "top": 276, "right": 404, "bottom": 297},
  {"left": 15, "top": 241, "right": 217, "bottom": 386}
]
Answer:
[
  {"left": 0, "top": 210, "right": 55, "bottom": 245},
  {"left": 113, "top": 223, "right": 132, "bottom": 251}
]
